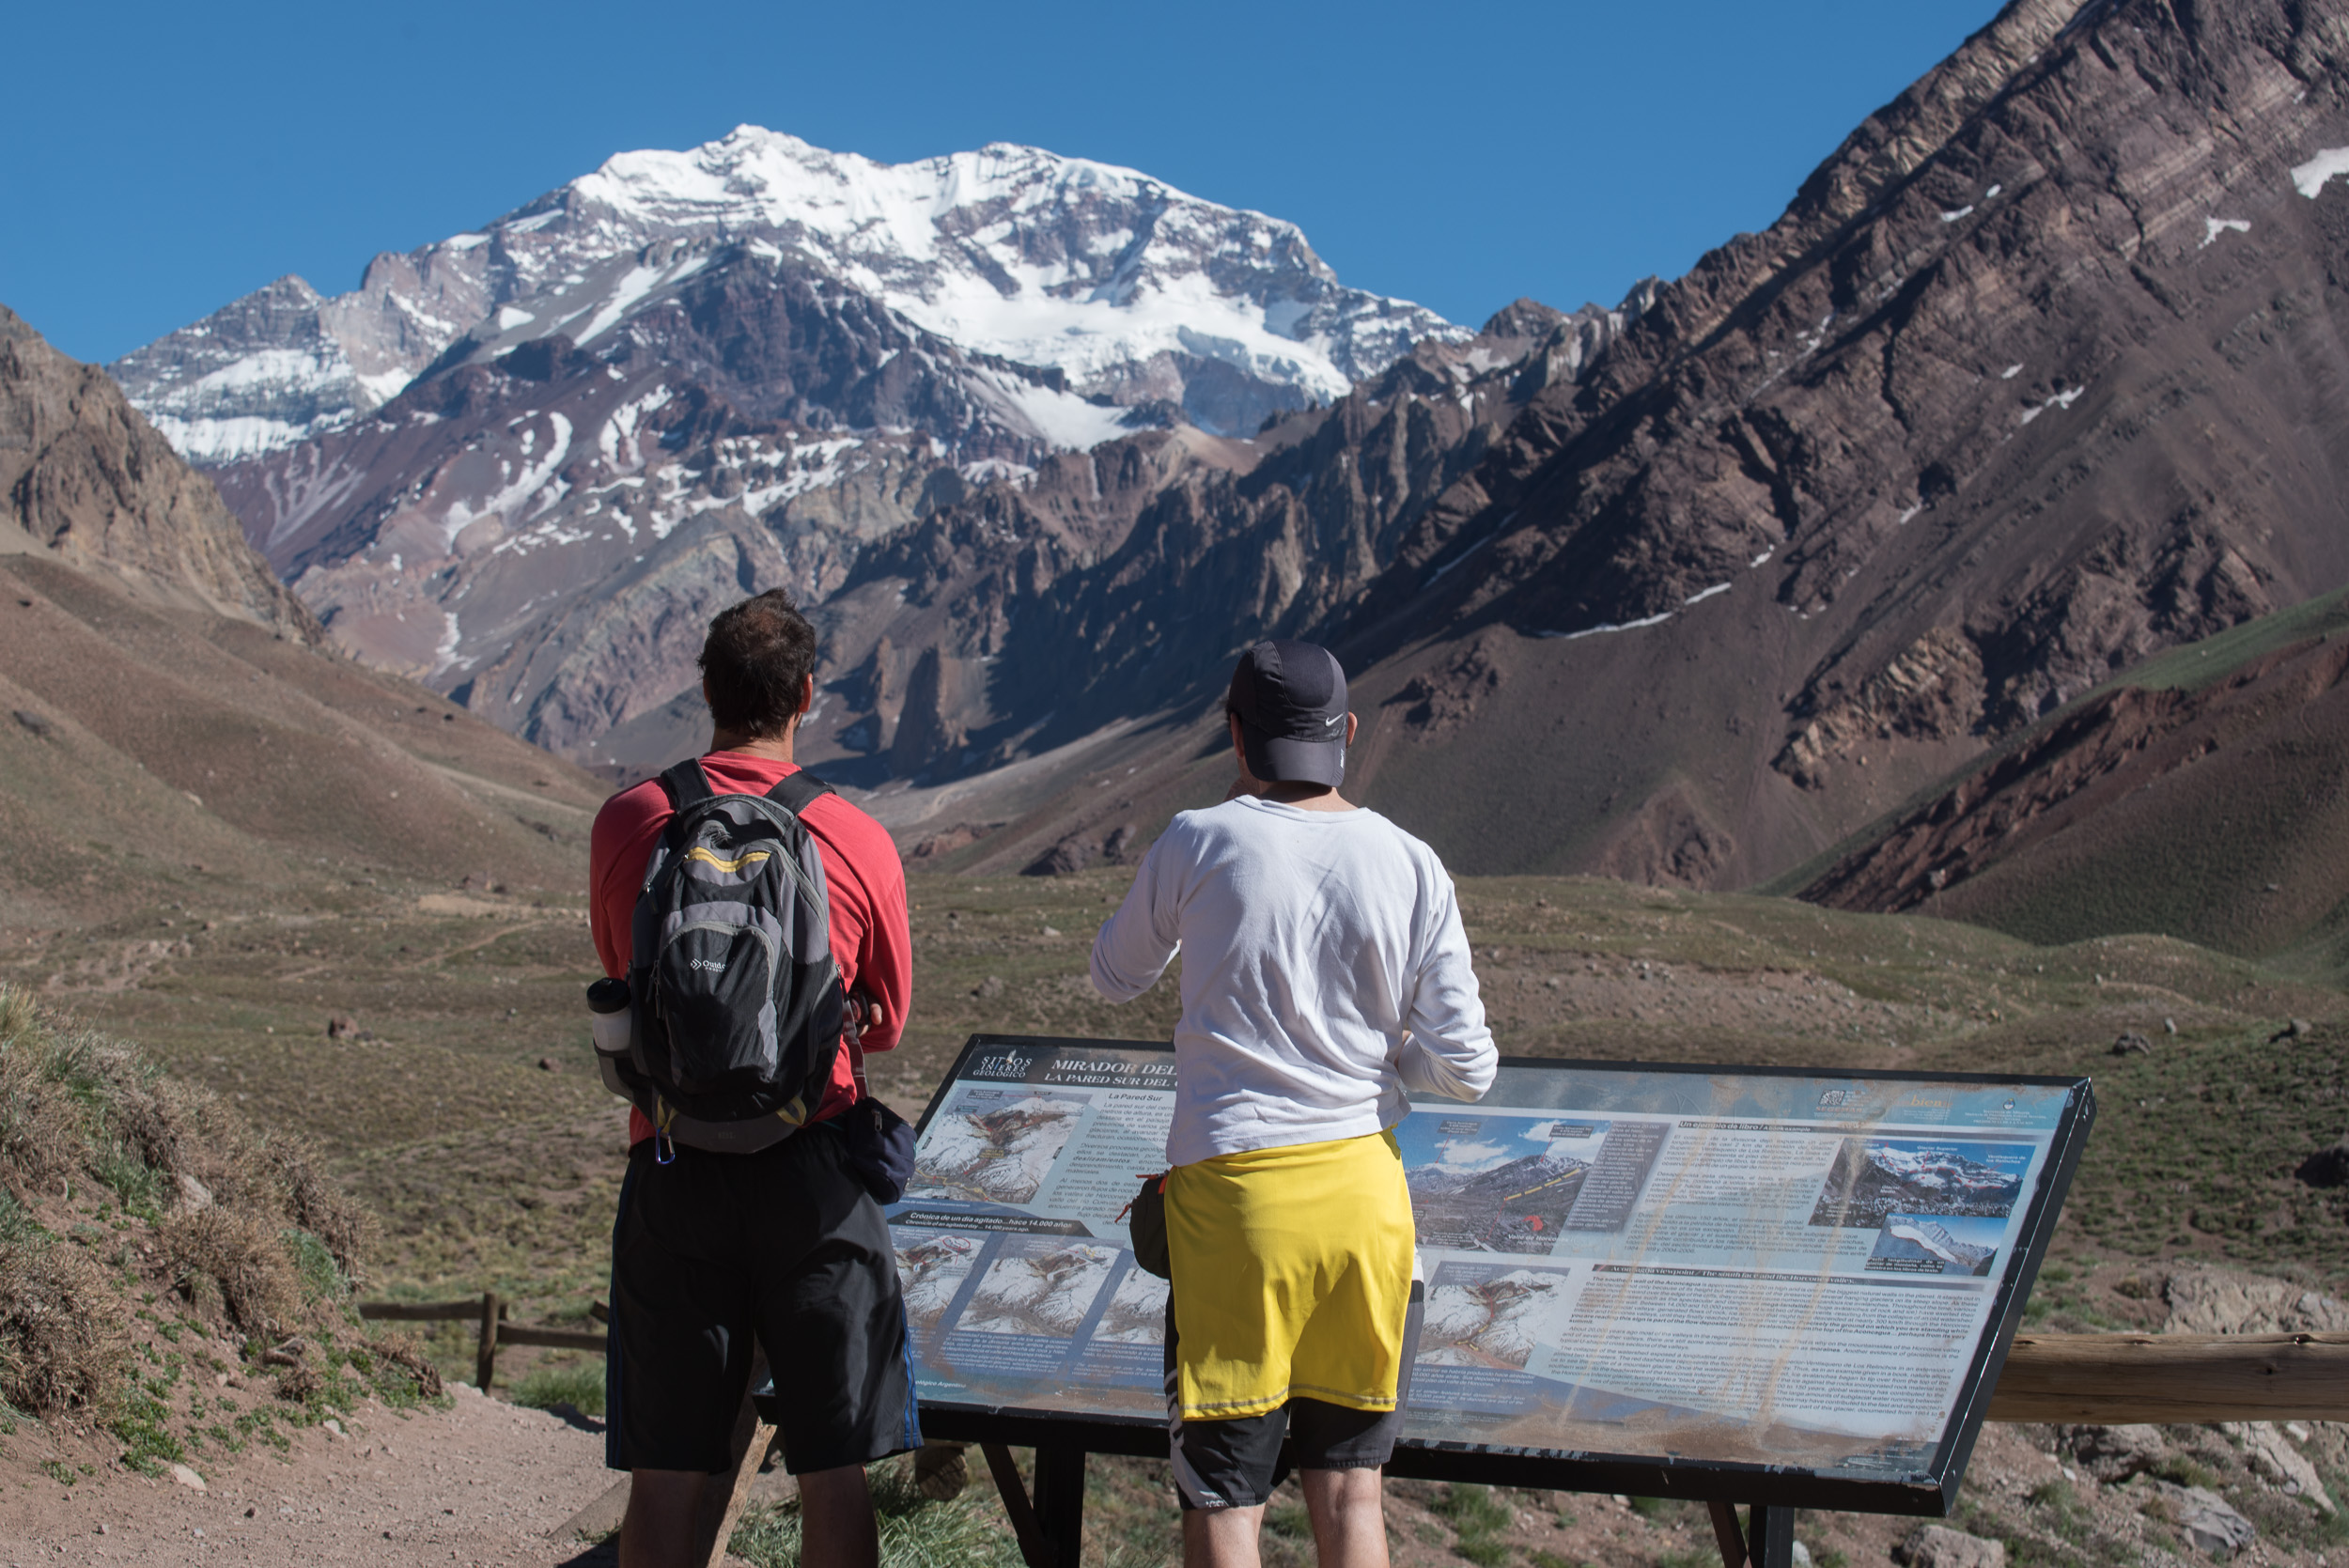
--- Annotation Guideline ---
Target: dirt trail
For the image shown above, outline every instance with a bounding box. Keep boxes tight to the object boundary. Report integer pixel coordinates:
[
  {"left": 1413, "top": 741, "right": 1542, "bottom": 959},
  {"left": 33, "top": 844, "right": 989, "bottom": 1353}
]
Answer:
[{"left": 0, "top": 1387, "right": 614, "bottom": 1566}]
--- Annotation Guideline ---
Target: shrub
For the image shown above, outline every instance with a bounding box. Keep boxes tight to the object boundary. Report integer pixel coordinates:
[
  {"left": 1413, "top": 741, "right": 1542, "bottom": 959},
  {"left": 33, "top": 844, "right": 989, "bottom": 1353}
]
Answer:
[
  {"left": 158, "top": 1207, "right": 303, "bottom": 1341},
  {"left": 0, "top": 1234, "right": 131, "bottom": 1415},
  {"left": 512, "top": 1360, "right": 605, "bottom": 1417}
]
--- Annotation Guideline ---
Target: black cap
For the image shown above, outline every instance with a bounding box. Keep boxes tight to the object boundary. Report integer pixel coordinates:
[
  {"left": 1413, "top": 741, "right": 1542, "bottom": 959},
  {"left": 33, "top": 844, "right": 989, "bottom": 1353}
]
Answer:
[{"left": 1228, "top": 639, "right": 1349, "bottom": 786}]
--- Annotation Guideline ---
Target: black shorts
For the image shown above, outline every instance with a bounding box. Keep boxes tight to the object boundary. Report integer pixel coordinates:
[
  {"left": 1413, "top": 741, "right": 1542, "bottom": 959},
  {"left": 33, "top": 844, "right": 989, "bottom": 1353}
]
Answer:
[
  {"left": 605, "top": 1124, "right": 922, "bottom": 1476},
  {"left": 1164, "top": 1281, "right": 1423, "bottom": 1511}
]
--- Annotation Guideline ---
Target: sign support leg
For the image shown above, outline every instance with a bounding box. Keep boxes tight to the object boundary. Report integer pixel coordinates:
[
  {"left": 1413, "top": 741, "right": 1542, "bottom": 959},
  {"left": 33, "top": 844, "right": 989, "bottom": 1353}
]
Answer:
[
  {"left": 1705, "top": 1501, "right": 1796, "bottom": 1568},
  {"left": 1033, "top": 1445, "right": 1085, "bottom": 1567},
  {"left": 981, "top": 1443, "right": 1086, "bottom": 1568},
  {"left": 1748, "top": 1502, "right": 1796, "bottom": 1568},
  {"left": 1707, "top": 1499, "right": 1747, "bottom": 1568}
]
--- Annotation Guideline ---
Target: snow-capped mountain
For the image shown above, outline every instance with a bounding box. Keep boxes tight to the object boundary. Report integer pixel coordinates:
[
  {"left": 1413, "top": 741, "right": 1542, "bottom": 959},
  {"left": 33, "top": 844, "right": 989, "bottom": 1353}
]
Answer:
[
  {"left": 106, "top": 128, "right": 1486, "bottom": 769},
  {"left": 1867, "top": 1143, "right": 2023, "bottom": 1203},
  {"left": 112, "top": 125, "right": 1463, "bottom": 463}
]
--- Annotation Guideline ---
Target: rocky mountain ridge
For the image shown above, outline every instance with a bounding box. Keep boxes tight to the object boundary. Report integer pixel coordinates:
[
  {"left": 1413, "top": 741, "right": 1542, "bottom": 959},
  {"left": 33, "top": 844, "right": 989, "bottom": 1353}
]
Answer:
[
  {"left": 1, "top": 304, "right": 314, "bottom": 639},
  {"left": 111, "top": 126, "right": 1462, "bottom": 462},
  {"left": 92, "top": 0, "right": 2349, "bottom": 934},
  {"left": 1299, "top": 0, "right": 2349, "bottom": 887},
  {"left": 110, "top": 128, "right": 1485, "bottom": 768}
]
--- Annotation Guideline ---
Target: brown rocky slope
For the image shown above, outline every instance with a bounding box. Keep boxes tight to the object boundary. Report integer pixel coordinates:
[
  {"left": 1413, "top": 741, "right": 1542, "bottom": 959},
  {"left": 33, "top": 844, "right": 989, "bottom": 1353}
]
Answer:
[
  {"left": 2, "top": 304, "right": 315, "bottom": 640},
  {"left": 1795, "top": 586, "right": 2349, "bottom": 971},
  {"left": 1310, "top": 0, "right": 2349, "bottom": 888},
  {"left": 0, "top": 303, "right": 605, "bottom": 935}
]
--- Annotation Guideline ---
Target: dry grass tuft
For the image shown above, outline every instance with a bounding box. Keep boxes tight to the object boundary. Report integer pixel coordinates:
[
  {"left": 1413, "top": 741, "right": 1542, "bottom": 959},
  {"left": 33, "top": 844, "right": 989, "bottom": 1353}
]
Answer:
[
  {"left": 262, "top": 1133, "right": 374, "bottom": 1286},
  {"left": 157, "top": 1207, "right": 305, "bottom": 1342},
  {"left": 358, "top": 1328, "right": 444, "bottom": 1400},
  {"left": 0, "top": 1235, "right": 132, "bottom": 1415}
]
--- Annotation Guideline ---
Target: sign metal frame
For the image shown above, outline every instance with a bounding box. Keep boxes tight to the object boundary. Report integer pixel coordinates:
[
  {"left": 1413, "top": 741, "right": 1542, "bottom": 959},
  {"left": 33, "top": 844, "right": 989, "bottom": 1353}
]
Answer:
[{"left": 896, "top": 1034, "right": 2094, "bottom": 1562}]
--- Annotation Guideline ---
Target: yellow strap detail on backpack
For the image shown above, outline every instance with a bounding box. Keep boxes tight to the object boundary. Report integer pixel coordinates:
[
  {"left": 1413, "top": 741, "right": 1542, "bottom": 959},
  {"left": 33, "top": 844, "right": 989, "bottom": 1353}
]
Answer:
[{"left": 683, "top": 846, "right": 773, "bottom": 875}]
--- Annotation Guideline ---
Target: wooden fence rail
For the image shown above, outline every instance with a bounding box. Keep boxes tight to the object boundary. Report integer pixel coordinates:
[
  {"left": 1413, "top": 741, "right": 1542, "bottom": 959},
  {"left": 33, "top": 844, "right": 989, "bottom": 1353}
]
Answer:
[
  {"left": 357, "top": 1293, "right": 604, "bottom": 1389},
  {"left": 1985, "top": 1331, "right": 2349, "bottom": 1423},
  {"left": 357, "top": 1296, "right": 2349, "bottom": 1427}
]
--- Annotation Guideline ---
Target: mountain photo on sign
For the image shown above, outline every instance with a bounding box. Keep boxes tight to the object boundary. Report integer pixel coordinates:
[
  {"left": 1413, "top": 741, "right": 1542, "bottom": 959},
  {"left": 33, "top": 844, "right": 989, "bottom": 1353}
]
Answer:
[
  {"left": 1419, "top": 1262, "right": 1580, "bottom": 1371},
  {"left": 1398, "top": 1115, "right": 1606, "bottom": 1253},
  {"left": 957, "top": 1239, "right": 1121, "bottom": 1340},
  {"left": 1809, "top": 1138, "right": 2033, "bottom": 1231},
  {"left": 904, "top": 1085, "right": 1090, "bottom": 1207},
  {"left": 1866, "top": 1213, "right": 2006, "bottom": 1277},
  {"left": 894, "top": 1227, "right": 988, "bottom": 1344}
]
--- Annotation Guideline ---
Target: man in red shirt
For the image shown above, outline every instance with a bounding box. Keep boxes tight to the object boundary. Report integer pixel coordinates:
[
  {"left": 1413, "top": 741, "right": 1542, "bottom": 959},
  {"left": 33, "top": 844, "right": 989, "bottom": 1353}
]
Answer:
[{"left": 590, "top": 590, "right": 916, "bottom": 1568}]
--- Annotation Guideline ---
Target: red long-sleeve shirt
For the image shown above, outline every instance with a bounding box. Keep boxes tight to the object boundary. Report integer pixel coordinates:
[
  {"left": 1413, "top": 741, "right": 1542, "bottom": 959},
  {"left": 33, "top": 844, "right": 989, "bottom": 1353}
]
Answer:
[{"left": 589, "top": 752, "right": 910, "bottom": 1145}]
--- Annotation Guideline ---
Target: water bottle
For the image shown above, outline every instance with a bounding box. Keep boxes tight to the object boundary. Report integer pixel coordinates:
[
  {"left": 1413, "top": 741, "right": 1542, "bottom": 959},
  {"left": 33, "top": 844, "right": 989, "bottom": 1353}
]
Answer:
[{"left": 587, "top": 977, "right": 631, "bottom": 1058}]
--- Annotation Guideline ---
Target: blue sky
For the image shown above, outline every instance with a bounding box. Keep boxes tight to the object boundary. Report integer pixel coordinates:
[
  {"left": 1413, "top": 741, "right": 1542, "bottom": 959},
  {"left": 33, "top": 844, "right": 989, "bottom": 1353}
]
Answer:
[{"left": 3, "top": 0, "right": 2002, "bottom": 366}]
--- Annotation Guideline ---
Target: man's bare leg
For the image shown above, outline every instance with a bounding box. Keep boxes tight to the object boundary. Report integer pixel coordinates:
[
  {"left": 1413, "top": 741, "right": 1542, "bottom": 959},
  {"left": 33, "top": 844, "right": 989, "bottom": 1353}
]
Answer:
[
  {"left": 619, "top": 1469, "right": 705, "bottom": 1568},
  {"left": 798, "top": 1462, "right": 879, "bottom": 1568},
  {"left": 1301, "top": 1467, "right": 1389, "bottom": 1568},
  {"left": 1184, "top": 1500, "right": 1267, "bottom": 1568}
]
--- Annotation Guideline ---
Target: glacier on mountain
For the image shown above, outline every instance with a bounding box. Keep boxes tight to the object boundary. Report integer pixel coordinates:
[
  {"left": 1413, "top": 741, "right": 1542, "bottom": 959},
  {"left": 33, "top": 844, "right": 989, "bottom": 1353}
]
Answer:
[{"left": 111, "top": 125, "right": 1462, "bottom": 461}]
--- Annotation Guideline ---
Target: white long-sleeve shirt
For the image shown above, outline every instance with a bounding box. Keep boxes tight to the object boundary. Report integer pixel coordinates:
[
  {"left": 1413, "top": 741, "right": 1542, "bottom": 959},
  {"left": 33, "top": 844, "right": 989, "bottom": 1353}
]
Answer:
[{"left": 1090, "top": 796, "right": 1497, "bottom": 1166}]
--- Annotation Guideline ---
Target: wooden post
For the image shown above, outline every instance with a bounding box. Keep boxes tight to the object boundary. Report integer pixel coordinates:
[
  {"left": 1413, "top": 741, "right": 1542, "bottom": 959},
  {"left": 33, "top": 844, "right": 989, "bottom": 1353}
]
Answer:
[
  {"left": 689, "top": 1357, "right": 777, "bottom": 1568},
  {"left": 1987, "top": 1331, "right": 2349, "bottom": 1422},
  {"left": 474, "top": 1292, "right": 502, "bottom": 1389}
]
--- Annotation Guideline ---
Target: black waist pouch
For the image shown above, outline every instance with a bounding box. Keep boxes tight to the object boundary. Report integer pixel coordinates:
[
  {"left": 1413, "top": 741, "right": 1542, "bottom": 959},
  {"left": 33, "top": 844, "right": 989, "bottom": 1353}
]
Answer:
[
  {"left": 840, "top": 1094, "right": 917, "bottom": 1203},
  {"left": 1127, "top": 1172, "right": 1171, "bottom": 1279}
]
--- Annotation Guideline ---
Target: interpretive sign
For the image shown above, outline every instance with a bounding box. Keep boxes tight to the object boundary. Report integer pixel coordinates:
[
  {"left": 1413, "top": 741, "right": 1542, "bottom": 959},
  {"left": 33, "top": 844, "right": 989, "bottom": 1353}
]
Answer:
[{"left": 891, "top": 1036, "right": 2092, "bottom": 1513}]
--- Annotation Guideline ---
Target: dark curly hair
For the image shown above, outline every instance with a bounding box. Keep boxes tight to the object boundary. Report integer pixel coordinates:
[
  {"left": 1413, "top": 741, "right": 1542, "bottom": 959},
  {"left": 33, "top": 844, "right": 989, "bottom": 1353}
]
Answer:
[{"left": 698, "top": 590, "right": 817, "bottom": 738}]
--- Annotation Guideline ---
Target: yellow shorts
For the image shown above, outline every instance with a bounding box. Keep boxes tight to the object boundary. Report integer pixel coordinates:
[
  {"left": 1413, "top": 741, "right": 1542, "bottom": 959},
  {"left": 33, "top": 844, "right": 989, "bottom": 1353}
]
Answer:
[{"left": 1165, "top": 1127, "right": 1415, "bottom": 1421}]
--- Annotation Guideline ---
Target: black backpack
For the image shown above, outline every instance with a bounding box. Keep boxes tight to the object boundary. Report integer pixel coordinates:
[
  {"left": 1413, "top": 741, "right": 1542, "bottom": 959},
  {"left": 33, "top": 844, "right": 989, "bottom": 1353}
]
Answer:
[{"left": 606, "top": 760, "right": 847, "bottom": 1154}]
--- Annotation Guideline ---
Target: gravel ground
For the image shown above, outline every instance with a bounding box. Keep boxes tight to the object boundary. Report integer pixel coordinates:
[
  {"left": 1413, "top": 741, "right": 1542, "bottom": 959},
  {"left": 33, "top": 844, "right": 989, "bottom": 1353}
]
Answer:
[{"left": 0, "top": 1385, "right": 615, "bottom": 1567}]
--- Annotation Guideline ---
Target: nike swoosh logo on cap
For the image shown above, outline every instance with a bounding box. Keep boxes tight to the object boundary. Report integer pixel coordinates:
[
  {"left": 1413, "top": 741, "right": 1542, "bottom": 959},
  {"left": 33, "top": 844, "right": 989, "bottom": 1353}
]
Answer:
[{"left": 1324, "top": 715, "right": 1343, "bottom": 728}]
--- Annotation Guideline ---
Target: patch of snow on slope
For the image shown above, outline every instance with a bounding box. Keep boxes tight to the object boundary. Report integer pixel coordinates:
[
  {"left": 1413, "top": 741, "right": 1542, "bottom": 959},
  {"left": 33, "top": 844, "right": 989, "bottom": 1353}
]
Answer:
[
  {"left": 986, "top": 377, "right": 1131, "bottom": 451},
  {"left": 1683, "top": 582, "right": 1732, "bottom": 606},
  {"left": 2201, "top": 217, "right": 2251, "bottom": 247},
  {"left": 598, "top": 387, "right": 673, "bottom": 468},
  {"left": 437, "top": 413, "right": 572, "bottom": 546},
  {"left": 150, "top": 413, "right": 341, "bottom": 465},
  {"left": 2293, "top": 147, "right": 2349, "bottom": 198},
  {"left": 571, "top": 255, "right": 712, "bottom": 345},
  {"left": 354, "top": 369, "right": 413, "bottom": 407},
  {"left": 1534, "top": 611, "right": 1673, "bottom": 641}
]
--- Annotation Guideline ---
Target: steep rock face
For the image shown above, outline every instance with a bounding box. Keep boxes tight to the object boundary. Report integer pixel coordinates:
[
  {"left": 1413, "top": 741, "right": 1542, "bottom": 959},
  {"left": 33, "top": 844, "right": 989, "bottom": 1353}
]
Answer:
[
  {"left": 112, "top": 126, "right": 1462, "bottom": 462},
  {"left": 214, "top": 314, "right": 944, "bottom": 756},
  {"left": 0, "top": 304, "right": 315, "bottom": 638},
  {"left": 1798, "top": 626, "right": 2349, "bottom": 960},
  {"left": 819, "top": 300, "right": 1631, "bottom": 781},
  {"left": 1325, "top": 0, "right": 2349, "bottom": 883}
]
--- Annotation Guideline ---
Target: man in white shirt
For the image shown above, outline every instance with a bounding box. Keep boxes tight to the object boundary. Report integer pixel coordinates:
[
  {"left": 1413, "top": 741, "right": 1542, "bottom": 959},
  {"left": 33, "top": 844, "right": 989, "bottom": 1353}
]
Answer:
[{"left": 1092, "top": 638, "right": 1496, "bottom": 1568}]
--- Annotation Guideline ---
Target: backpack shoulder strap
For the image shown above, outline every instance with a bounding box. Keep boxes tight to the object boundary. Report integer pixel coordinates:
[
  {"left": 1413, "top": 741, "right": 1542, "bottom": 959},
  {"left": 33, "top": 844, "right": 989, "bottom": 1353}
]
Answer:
[
  {"left": 765, "top": 768, "right": 834, "bottom": 816},
  {"left": 658, "top": 759, "right": 715, "bottom": 810}
]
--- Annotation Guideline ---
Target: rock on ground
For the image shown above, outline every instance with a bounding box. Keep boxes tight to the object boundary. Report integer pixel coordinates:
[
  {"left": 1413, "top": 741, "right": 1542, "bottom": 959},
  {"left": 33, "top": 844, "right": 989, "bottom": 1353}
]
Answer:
[
  {"left": 2130, "top": 1477, "right": 2259, "bottom": 1560},
  {"left": 2225, "top": 1421, "right": 2337, "bottom": 1514},
  {"left": 2163, "top": 1267, "right": 2349, "bottom": 1334},
  {"left": 1896, "top": 1523, "right": 2007, "bottom": 1568},
  {"left": 2062, "top": 1422, "right": 2170, "bottom": 1483}
]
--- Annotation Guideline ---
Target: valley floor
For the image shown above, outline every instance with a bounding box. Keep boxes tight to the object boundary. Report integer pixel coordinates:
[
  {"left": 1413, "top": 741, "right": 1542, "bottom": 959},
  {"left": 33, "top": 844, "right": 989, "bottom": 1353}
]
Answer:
[{"left": 5, "top": 868, "right": 2348, "bottom": 1564}]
